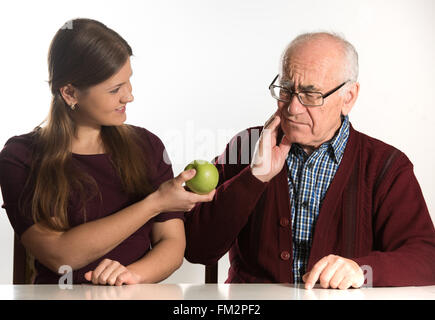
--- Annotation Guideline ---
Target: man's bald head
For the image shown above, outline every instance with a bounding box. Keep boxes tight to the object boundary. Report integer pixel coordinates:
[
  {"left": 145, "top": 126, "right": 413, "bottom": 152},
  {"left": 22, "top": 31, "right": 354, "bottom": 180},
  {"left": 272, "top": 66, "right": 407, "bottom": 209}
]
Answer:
[{"left": 281, "top": 32, "right": 359, "bottom": 85}]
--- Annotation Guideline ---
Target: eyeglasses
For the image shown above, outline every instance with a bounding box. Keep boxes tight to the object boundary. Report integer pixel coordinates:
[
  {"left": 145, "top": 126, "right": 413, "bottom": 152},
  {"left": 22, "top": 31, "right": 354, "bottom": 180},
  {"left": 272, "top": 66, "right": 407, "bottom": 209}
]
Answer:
[{"left": 268, "top": 74, "right": 349, "bottom": 107}]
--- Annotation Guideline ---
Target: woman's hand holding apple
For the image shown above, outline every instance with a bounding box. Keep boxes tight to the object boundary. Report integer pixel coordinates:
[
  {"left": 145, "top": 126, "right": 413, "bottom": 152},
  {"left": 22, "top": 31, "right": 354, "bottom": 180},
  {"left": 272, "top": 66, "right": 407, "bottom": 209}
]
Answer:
[{"left": 152, "top": 169, "right": 216, "bottom": 213}]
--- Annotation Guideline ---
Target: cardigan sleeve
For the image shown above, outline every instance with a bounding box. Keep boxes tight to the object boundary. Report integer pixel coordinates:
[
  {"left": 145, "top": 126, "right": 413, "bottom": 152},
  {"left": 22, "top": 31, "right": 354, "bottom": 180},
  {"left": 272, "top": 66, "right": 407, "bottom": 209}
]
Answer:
[
  {"left": 353, "top": 152, "right": 435, "bottom": 286},
  {"left": 184, "top": 127, "right": 268, "bottom": 265}
]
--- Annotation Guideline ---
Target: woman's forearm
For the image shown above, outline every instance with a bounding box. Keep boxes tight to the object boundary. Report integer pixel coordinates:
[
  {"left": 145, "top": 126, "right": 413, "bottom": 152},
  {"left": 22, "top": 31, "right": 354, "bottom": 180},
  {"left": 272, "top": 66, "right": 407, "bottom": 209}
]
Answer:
[
  {"left": 47, "top": 192, "right": 162, "bottom": 271},
  {"left": 126, "top": 237, "right": 186, "bottom": 283}
]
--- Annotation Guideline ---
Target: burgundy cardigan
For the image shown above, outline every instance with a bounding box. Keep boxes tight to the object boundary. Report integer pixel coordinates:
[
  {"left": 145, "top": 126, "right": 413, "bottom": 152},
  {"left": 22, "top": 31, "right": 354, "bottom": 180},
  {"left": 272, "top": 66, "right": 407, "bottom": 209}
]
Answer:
[{"left": 184, "top": 124, "right": 435, "bottom": 286}]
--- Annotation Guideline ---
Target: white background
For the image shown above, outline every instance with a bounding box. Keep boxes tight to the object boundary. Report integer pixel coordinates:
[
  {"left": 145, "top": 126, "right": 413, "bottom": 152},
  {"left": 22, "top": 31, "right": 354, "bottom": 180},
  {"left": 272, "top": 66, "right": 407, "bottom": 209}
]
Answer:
[{"left": 0, "top": 0, "right": 434, "bottom": 284}]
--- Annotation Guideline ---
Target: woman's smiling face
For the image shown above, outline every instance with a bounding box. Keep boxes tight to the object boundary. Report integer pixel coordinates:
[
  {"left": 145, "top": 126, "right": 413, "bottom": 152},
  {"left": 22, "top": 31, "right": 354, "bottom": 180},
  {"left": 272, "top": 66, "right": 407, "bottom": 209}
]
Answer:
[{"left": 69, "top": 57, "right": 134, "bottom": 127}]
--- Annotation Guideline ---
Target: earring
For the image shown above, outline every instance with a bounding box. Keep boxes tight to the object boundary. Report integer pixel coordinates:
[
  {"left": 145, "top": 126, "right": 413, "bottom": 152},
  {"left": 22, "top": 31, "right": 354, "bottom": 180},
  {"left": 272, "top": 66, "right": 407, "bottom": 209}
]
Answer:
[{"left": 70, "top": 103, "right": 76, "bottom": 110}]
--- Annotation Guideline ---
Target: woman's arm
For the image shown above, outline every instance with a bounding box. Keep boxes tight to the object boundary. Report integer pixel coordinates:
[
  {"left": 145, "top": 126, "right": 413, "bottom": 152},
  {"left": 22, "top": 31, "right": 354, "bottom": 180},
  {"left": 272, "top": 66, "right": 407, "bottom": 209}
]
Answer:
[
  {"left": 21, "top": 169, "right": 212, "bottom": 274},
  {"left": 84, "top": 218, "right": 185, "bottom": 285},
  {"left": 21, "top": 191, "right": 161, "bottom": 273},
  {"left": 129, "top": 218, "right": 186, "bottom": 283}
]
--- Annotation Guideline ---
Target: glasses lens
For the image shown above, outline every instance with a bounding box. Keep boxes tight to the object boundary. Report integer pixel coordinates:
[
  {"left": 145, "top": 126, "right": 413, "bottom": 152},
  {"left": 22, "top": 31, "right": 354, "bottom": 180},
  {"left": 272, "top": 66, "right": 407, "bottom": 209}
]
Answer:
[
  {"left": 271, "top": 86, "right": 290, "bottom": 102},
  {"left": 299, "top": 92, "right": 323, "bottom": 106}
]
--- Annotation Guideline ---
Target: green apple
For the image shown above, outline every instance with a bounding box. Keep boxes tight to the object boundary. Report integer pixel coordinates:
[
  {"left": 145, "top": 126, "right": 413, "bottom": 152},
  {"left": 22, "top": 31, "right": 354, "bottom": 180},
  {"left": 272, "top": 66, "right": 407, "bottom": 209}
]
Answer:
[{"left": 184, "top": 160, "right": 219, "bottom": 194}]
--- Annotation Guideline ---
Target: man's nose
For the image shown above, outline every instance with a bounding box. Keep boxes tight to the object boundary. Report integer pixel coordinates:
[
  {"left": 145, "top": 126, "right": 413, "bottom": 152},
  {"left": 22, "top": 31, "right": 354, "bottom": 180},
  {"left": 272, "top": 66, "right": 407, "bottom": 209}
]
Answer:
[{"left": 286, "top": 94, "right": 306, "bottom": 115}]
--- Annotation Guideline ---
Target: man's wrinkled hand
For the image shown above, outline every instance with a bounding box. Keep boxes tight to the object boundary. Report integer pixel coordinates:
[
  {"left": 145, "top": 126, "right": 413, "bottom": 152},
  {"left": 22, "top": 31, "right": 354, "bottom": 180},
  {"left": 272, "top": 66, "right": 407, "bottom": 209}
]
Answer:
[
  {"left": 250, "top": 112, "right": 291, "bottom": 182},
  {"left": 302, "top": 254, "right": 364, "bottom": 290}
]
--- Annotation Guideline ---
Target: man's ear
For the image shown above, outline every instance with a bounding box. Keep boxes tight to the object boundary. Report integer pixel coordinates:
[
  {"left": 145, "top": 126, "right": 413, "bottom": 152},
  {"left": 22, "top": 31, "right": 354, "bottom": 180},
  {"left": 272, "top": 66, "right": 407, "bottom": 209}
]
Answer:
[{"left": 341, "top": 82, "right": 360, "bottom": 116}]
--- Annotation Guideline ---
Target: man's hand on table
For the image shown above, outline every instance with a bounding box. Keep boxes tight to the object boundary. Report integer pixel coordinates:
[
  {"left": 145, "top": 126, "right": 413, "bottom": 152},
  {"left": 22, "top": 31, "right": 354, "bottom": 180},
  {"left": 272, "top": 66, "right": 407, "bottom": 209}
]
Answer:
[{"left": 302, "top": 254, "right": 365, "bottom": 290}]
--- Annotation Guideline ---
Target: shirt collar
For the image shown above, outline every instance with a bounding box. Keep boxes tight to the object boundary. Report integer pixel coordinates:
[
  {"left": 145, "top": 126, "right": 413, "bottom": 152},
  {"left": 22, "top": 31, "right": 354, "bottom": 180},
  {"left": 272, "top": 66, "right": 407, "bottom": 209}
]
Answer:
[
  {"left": 329, "top": 115, "right": 350, "bottom": 164},
  {"left": 289, "top": 115, "right": 350, "bottom": 164}
]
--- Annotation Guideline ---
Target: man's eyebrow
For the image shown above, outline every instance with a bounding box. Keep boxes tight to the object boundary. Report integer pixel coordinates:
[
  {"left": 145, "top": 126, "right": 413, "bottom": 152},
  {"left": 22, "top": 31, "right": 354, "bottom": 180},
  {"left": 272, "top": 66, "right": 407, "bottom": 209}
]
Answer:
[
  {"left": 280, "top": 79, "right": 292, "bottom": 87},
  {"left": 107, "top": 71, "right": 133, "bottom": 89},
  {"left": 299, "top": 84, "right": 320, "bottom": 92},
  {"left": 280, "top": 80, "right": 320, "bottom": 92}
]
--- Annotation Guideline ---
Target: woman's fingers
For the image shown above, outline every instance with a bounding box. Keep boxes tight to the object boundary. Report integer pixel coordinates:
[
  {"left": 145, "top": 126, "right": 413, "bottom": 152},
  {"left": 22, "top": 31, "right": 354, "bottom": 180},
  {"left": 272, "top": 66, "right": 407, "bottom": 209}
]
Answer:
[
  {"left": 106, "top": 264, "right": 129, "bottom": 286},
  {"left": 84, "top": 270, "right": 92, "bottom": 281},
  {"left": 90, "top": 259, "right": 113, "bottom": 285},
  {"left": 174, "top": 169, "right": 197, "bottom": 186},
  {"left": 190, "top": 189, "right": 216, "bottom": 203},
  {"left": 98, "top": 260, "right": 122, "bottom": 285},
  {"left": 86, "top": 259, "right": 127, "bottom": 285},
  {"left": 114, "top": 270, "right": 141, "bottom": 286}
]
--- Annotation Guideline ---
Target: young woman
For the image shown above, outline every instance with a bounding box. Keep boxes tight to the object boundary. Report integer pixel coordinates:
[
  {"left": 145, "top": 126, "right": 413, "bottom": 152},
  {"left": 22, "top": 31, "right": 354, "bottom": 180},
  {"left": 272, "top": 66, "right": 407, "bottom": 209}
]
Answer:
[{"left": 0, "top": 18, "right": 214, "bottom": 285}]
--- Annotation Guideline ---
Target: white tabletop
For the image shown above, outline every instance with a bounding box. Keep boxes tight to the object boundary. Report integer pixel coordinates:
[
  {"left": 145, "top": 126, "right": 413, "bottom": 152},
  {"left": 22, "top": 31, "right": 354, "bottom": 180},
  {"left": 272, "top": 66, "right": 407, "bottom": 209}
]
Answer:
[{"left": 0, "top": 284, "right": 434, "bottom": 300}]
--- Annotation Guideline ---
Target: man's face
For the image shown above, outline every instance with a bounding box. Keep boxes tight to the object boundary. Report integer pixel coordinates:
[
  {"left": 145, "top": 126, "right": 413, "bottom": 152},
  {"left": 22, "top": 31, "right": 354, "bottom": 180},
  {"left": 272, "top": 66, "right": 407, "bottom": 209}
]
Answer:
[
  {"left": 73, "top": 58, "right": 134, "bottom": 127},
  {"left": 277, "top": 40, "right": 353, "bottom": 151}
]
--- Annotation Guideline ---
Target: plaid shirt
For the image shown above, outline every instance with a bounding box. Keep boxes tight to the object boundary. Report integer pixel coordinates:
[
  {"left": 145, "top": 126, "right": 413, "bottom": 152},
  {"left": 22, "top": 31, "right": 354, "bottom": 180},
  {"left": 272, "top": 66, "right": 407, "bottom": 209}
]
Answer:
[{"left": 286, "top": 115, "right": 350, "bottom": 283}]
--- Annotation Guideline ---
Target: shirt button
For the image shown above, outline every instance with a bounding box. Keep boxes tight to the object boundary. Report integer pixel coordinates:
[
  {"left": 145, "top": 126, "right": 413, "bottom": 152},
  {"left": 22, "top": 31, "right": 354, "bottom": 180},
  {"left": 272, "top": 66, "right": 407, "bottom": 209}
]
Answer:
[
  {"left": 279, "top": 217, "right": 289, "bottom": 227},
  {"left": 301, "top": 201, "right": 309, "bottom": 209},
  {"left": 280, "top": 251, "right": 290, "bottom": 261}
]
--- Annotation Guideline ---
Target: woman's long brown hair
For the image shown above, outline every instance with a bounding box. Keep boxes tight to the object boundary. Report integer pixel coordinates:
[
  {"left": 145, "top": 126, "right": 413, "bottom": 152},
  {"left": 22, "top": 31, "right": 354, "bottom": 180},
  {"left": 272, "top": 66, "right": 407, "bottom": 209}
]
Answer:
[{"left": 19, "top": 18, "right": 154, "bottom": 231}]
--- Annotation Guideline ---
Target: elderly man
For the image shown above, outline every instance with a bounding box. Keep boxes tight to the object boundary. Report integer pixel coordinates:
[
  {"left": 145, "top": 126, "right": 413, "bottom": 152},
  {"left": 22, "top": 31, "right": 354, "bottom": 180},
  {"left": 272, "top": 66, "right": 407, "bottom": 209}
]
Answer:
[{"left": 184, "top": 32, "right": 435, "bottom": 289}]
